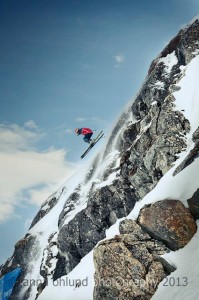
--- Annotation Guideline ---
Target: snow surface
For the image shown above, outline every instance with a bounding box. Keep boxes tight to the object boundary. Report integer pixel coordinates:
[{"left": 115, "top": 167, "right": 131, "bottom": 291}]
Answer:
[
  {"left": 174, "top": 55, "right": 199, "bottom": 136},
  {"left": 154, "top": 81, "right": 165, "bottom": 90},
  {"left": 36, "top": 53, "right": 199, "bottom": 300},
  {"left": 159, "top": 51, "right": 178, "bottom": 73}
]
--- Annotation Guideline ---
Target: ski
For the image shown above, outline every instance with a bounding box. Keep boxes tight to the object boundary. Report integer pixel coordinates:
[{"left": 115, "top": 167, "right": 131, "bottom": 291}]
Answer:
[{"left": 81, "top": 131, "right": 104, "bottom": 159}]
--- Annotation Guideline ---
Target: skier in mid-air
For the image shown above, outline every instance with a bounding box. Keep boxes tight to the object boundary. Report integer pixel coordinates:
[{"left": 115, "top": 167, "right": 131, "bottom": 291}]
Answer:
[
  {"left": 75, "top": 128, "right": 104, "bottom": 158},
  {"left": 75, "top": 128, "right": 93, "bottom": 144}
]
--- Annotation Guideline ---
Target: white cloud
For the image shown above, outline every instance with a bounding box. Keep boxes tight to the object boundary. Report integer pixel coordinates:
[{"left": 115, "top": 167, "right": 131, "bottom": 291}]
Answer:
[
  {"left": 0, "top": 122, "right": 79, "bottom": 223},
  {"left": 0, "top": 123, "right": 42, "bottom": 152},
  {"left": 24, "top": 120, "right": 39, "bottom": 129},
  {"left": 114, "top": 55, "right": 125, "bottom": 63},
  {"left": 90, "top": 116, "right": 105, "bottom": 123},
  {"left": 113, "top": 54, "right": 125, "bottom": 67},
  {"left": 65, "top": 129, "right": 73, "bottom": 134},
  {"left": 75, "top": 116, "right": 105, "bottom": 125},
  {"left": 76, "top": 117, "right": 88, "bottom": 122}
]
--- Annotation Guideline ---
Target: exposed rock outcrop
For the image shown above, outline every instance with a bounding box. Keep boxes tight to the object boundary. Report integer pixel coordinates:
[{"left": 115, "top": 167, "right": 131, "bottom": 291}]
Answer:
[
  {"left": 55, "top": 182, "right": 137, "bottom": 280},
  {"left": 138, "top": 200, "right": 197, "bottom": 250},
  {"left": 93, "top": 219, "right": 175, "bottom": 300},
  {"left": 93, "top": 199, "right": 198, "bottom": 300}
]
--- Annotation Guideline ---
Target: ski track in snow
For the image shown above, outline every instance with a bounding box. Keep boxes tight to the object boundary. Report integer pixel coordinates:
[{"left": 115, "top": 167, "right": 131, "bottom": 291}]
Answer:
[{"left": 36, "top": 53, "right": 199, "bottom": 300}]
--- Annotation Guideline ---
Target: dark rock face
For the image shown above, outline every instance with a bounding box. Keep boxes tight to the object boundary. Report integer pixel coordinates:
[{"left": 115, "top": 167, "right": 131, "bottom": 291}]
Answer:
[
  {"left": 58, "top": 191, "right": 80, "bottom": 227},
  {"left": 149, "top": 19, "right": 199, "bottom": 74},
  {"left": 120, "top": 93, "right": 189, "bottom": 201},
  {"left": 55, "top": 182, "right": 137, "bottom": 279},
  {"left": 192, "top": 126, "right": 199, "bottom": 142},
  {"left": 138, "top": 200, "right": 197, "bottom": 250},
  {"left": 93, "top": 219, "right": 175, "bottom": 300},
  {"left": 119, "top": 18, "right": 199, "bottom": 201},
  {"left": 187, "top": 188, "right": 199, "bottom": 219}
]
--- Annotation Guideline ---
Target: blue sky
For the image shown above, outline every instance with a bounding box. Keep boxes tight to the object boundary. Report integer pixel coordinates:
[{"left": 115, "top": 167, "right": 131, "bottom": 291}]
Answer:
[{"left": 0, "top": 0, "right": 199, "bottom": 264}]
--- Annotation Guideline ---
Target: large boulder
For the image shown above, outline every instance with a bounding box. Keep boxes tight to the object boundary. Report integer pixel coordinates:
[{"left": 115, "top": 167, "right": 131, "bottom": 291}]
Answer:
[
  {"left": 93, "top": 220, "right": 174, "bottom": 300},
  {"left": 138, "top": 200, "right": 197, "bottom": 250}
]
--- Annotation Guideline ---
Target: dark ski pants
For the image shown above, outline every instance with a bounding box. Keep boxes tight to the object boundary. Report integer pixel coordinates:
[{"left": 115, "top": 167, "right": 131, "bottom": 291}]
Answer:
[{"left": 83, "top": 133, "right": 93, "bottom": 143}]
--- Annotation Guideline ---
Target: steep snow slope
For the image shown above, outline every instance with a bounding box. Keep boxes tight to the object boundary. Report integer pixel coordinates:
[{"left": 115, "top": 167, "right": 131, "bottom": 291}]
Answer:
[
  {"left": 38, "top": 47, "right": 199, "bottom": 300},
  {"left": 21, "top": 151, "right": 122, "bottom": 299}
]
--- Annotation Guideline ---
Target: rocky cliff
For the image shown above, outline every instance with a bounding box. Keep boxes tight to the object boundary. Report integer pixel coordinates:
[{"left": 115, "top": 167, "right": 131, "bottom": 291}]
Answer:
[{"left": 1, "top": 18, "right": 199, "bottom": 300}]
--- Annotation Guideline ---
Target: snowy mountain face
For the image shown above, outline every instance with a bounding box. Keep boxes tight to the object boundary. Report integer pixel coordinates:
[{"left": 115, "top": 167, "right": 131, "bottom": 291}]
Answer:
[{"left": 1, "top": 18, "right": 199, "bottom": 300}]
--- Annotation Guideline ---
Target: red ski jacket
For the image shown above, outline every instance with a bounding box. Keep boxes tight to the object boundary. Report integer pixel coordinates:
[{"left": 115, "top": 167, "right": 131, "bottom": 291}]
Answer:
[{"left": 81, "top": 128, "right": 93, "bottom": 135}]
